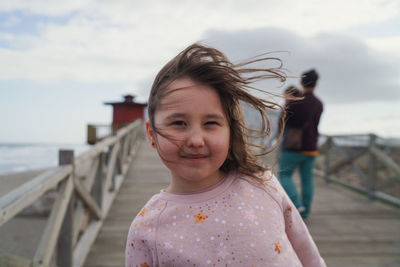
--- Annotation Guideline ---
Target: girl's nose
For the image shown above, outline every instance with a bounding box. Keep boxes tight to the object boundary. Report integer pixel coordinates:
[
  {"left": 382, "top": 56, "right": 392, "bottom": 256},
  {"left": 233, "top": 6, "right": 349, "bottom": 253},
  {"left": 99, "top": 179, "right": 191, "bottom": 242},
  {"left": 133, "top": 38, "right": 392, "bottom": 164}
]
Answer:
[{"left": 186, "top": 130, "right": 205, "bottom": 148}]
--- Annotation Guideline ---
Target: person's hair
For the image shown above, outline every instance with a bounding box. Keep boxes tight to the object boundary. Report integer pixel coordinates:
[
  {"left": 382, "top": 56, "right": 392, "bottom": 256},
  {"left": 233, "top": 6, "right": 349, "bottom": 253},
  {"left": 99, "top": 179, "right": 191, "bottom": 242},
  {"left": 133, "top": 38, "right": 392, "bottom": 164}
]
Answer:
[
  {"left": 284, "top": 85, "right": 301, "bottom": 98},
  {"left": 147, "top": 43, "right": 286, "bottom": 181},
  {"left": 301, "top": 69, "right": 319, "bottom": 88}
]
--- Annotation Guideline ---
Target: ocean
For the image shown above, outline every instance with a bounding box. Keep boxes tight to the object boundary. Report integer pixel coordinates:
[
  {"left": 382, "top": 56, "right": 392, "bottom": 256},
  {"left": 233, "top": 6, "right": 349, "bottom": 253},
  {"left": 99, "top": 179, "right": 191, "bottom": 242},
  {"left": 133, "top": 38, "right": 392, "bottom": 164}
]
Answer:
[
  {"left": 1, "top": 133, "right": 398, "bottom": 177},
  {"left": 0, "top": 143, "right": 91, "bottom": 175}
]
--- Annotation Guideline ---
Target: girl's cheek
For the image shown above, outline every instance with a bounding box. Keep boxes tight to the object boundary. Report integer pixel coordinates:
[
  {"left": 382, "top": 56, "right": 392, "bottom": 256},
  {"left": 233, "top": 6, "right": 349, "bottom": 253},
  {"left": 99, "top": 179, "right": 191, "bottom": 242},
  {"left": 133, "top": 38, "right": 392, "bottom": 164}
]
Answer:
[{"left": 159, "top": 135, "right": 183, "bottom": 150}]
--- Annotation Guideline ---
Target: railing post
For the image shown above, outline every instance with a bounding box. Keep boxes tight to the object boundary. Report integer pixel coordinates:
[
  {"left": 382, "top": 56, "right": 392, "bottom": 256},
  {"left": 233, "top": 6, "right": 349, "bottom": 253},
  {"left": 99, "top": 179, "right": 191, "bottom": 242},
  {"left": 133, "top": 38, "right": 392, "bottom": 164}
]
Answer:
[
  {"left": 58, "top": 150, "right": 74, "bottom": 267},
  {"left": 112, "top": 131, "right": 118, "bottom": 191},
  {"left": 130, "top": 128, "right": 136, "bottom": 155},
  {"left": 87, "top": 125, "right": 97, "bottom": 145},
  {"left": 92, "top": 153, "right": 103, "bottom": 210},
  {"left": 368, "top": 134, "right": 378, "bottom": 200},
  {"left": 324, "top": 136, "right": 332, "bottom": 183}
]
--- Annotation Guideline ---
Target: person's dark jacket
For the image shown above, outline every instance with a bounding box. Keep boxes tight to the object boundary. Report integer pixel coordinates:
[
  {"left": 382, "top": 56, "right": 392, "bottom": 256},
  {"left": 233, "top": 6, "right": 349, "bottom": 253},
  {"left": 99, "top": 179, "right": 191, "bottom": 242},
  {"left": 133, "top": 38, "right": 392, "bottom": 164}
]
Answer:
[{"left": 284, "top": 92, "right": 323, "bottom": 151}]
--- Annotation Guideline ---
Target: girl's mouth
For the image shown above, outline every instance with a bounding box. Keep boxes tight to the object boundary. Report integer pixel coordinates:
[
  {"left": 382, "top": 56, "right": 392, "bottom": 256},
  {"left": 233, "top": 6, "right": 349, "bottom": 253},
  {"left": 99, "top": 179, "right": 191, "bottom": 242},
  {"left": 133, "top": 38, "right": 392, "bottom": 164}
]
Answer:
[{"left": 181, "top": 154, "right": 208, "bottom": 160}]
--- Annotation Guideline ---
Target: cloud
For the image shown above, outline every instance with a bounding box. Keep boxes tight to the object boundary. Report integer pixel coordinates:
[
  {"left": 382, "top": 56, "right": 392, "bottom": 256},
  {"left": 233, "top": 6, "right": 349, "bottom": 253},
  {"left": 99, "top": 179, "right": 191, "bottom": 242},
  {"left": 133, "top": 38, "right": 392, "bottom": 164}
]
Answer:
[
  {"left": 367, "top": 36, "right": 400, "bottom": 58},
  {"left": 3, "top": 15, "right": 21, "bottom": 27},
  {"left": 1, "top": 0, "right": 399, "bottom": 32},
  {"left": 202, "top": 28, "right": 400, "bottom": 104},
  {"left": 0, "top": 0, "right": 91, "bottom": 16},
  {"left": 0, "top": 21, "right": 160, "bottom": 82},
  {"left": 0, "top": 0, "right": 399, "bottom": 102}
]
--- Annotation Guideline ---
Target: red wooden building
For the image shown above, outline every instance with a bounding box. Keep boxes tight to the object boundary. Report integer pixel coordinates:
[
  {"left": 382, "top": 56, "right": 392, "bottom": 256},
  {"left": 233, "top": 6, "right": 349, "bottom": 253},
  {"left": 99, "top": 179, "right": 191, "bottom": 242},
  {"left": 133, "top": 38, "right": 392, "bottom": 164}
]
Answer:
[{"left": 105, "top": 95, "right": 147, "bottom": 131}]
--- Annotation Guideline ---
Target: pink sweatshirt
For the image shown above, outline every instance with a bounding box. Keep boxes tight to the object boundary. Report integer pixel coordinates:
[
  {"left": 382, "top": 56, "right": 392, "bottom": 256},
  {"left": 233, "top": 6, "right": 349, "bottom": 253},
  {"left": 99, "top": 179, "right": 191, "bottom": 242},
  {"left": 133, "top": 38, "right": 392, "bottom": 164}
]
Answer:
[{"left": 125, "top": 171, "right": 326, "bottom": 267}]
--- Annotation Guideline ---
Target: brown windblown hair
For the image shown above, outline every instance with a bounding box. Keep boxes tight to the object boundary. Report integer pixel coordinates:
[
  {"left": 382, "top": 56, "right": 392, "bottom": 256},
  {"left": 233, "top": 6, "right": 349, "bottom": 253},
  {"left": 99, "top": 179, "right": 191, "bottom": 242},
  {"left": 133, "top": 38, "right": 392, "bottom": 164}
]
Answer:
[{"left": 148, "top": 43, "right": 286, "bottom": 182}]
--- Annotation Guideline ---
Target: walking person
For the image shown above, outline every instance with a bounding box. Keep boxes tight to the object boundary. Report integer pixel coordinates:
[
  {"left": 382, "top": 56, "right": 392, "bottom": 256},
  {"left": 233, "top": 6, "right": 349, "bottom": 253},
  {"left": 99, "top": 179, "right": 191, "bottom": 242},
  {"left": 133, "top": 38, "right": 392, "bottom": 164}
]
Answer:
[
  {"left": 278, "top": 69, "right": 323, "bottom": 219},
  {"left": 125, "top": 45, "right": 326, "bottom": 266}
]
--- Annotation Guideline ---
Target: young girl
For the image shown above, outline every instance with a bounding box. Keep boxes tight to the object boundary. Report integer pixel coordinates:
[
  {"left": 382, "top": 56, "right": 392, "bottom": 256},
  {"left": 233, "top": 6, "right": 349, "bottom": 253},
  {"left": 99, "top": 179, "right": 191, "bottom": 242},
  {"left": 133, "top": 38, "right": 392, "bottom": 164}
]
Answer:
[{"left": 125, "top": 44, "right": 326, "bottom": 267}]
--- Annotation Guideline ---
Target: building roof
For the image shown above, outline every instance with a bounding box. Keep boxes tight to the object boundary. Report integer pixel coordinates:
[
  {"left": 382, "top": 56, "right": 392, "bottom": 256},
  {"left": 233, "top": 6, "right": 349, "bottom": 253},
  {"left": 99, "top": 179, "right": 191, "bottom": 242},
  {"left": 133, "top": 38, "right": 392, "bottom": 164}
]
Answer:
[{"left": 104, "top": 94, "right": 147, "bottom": 106}]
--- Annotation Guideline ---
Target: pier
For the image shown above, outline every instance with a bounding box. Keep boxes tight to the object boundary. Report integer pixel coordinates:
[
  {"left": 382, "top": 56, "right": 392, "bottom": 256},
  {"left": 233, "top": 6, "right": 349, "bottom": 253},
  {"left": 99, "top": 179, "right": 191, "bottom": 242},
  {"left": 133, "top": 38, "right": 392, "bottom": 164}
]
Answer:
[{"left": 1, "top": 121, "right": 399, "bottom": 267}]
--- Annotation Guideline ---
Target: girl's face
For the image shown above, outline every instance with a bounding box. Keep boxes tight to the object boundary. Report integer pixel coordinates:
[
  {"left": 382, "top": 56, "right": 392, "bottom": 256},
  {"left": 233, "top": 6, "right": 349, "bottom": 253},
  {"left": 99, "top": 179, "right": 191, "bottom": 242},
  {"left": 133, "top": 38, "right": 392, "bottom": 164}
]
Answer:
[{"left": 146, "top": 78, "right": 230, "bottom": 193}]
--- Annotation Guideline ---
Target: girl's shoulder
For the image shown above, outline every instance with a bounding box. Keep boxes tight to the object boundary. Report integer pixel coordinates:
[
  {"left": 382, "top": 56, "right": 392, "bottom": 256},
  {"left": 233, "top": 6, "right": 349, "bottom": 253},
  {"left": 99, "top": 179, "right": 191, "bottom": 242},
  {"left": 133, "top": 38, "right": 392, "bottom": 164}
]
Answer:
[
  {"left": 238, "top": 170, "right": 287, "bottom": 206},
  {"left": 126, "top": 194, "right": 166, "bottom": 267},
  {"left": 239, "top": 170, "right": 280, "bottom": 190},
  {"left": 262, "top": 170, "right": 285, "bottom": 192},
  {"left": 134, "top": 194, "right": 167, "bottom": 221},
  {"left": 129, "top": 194, "right": 167, "bottom": 235}
]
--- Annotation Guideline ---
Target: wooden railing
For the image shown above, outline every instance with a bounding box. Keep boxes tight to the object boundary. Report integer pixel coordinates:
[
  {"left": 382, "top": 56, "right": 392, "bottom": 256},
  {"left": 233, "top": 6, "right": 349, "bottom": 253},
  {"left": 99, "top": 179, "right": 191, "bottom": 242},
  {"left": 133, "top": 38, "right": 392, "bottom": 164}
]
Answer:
[
  {"left": 0, "top": 120, "right": 144, "bottom": 267},
  {"left": 87, "top": 124, "right": 113, "bottom": 145},
  {"left": 316, "top": 134, "right": 400, "bottom": 206}
]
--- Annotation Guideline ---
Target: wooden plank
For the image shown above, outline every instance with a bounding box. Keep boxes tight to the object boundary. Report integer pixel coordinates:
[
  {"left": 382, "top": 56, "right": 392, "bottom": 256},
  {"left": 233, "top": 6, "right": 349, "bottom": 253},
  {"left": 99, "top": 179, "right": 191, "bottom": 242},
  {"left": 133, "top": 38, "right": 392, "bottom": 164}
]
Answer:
[
  {"left": 121, "top": 136, "right": 128, "bottom": 164},
  {"left": 72, "top": 202, "right": 89, "bottom": 248},
  {"left": 72, "top": 156, "right": 101, "bottom": 245},
  {"left": 74, "top": 121, "right": 142, "bottom": 266},
  {"left": 85, "top": 157, "right": 100, "bottom": 189},
  {"left": 74, "top": 177, "right": 102, "bottom": 220},
  {"left": 122, "top": 162, "right": 129, "bottom": 176},
  {"left": 333, "top": 145, "right": 370, "bottom": 187},
  {"left": 376, "top": 175, "right": 400, "bottom": 189},
  {"left": 323, "top": 174, "right": 370, "bottom": 195},
  {"left": 73, "top": 220, "right": 102, "bottom": 267},
  {"left": 101, "top": 174, "right": 124, "bottom": 216},
  {"left": 74, "top": 136, "right": 118, "bottom": 165},
  {"left": 87, "top": 124, "right": 97, "bottom": 145},
  {"left": 367, "top": 135, "right": 378, "bottom": 198},
  {"left": 370, "top": 145, "right": 400, "bottom": 178},
  {"left": 57, "top": 194, "right": 74, "bottom": 267},
  {"left": 74, "top": 119, "right": 142, "bottom": 166},
  {"left": 74, "top": 132, "right": 141, "bottom": 266},
  {"left": 93, "top": 154, "right": 104, "bottom": 209},
  {"left": 0, "top": 254, "right": 31, "bottom": 267},
  {"left": 0, "top": 166, "right": 72, "bottom": 227},
  {"left": 33, "top": 176, "right": 74, "bottom": 267},
  {"left": 104, "top": 142, "right": 120, "bottom": 193},
  {"left": 327, "top": 147, "right": 368, "bottom": 175},
  {"left": 324, "top": 137, "right": 332, "bottom": 183},
  {"left": 57, "top": 150, "right": 75, "bottom": 267},
  {"left": 84, "top": 142, "right": 169, "bottom": 267},
  {"left": 309, "top": 175, "right": 400, "bottom": 267},
  {"left": 80, "top": 134, "right": 142, "bottom": 266},
  {"left": 59, "top": 150, "right": 74, "bottom": 165},
  {"left": 326, "top": 134, "right": 371, "bottom": 138},
  {"left": 116, "top": 148, "right": 123, "bottom": 175}
]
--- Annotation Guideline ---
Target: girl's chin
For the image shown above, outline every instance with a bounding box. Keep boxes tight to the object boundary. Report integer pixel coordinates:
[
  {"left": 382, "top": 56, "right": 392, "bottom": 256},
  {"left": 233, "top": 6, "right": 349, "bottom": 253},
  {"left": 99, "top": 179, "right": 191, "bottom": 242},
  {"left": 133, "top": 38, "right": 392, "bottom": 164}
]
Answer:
[
  {"left": 181, "top": 156, "right": 208, "bottom": 163},
  {"left": 172, "top": 171, "right": 223, "bottom": 183}
]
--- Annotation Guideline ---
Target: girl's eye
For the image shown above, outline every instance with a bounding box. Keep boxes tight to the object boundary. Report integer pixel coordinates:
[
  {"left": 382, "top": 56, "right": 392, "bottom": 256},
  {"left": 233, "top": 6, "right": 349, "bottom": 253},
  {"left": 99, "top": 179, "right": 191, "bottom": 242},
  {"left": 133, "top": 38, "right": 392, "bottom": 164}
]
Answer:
[
  {"left": 172, "top": 121, "right": 186, "bottom": 126},
  {"left": 205, "top": 121, "right": 218, "bottom": 125}
]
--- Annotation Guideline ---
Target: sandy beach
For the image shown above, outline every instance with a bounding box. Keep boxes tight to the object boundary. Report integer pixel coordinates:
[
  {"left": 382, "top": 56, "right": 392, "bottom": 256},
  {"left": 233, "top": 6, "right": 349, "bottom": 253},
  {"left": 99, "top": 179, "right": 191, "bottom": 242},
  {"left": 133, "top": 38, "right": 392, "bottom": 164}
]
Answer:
[
  {"left": 0, "top": 169, "right": 50, "bottom": 261},
  {"left": 0, "top": 169, "right": 48, "bottom": 198},
  {"left": 0, "top": 163, "right": 92, "bottom": 261}
]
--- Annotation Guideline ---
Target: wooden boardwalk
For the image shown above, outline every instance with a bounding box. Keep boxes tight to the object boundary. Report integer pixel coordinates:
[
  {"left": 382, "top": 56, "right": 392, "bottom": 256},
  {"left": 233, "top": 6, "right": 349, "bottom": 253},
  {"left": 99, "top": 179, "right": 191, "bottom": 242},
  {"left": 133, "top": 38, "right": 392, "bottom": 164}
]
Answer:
[
  {"left": 84, "top": 142, "right": 170, "bottom": 267},
  {"left": 84, "top": 141, "right": 400, "bottom": 267}
]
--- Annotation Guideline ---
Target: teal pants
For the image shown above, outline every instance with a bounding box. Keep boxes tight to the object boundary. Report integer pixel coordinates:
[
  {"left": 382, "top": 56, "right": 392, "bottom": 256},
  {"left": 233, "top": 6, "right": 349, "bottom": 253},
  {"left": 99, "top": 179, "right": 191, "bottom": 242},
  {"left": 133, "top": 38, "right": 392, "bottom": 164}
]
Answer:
[{"left": 278, "top": 150, "right": 316, "bottom": 219}]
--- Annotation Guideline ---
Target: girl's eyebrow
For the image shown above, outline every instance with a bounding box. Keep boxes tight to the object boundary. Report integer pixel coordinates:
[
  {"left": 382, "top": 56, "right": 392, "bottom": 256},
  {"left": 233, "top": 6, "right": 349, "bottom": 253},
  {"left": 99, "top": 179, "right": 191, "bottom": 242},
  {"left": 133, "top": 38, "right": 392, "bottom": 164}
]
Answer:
[
  {"left": 205, "top": 114, "right": 225, "bottom": 121},
  {"left": 165, "top": 113, "right": 186, "bottom": 121},
  {"left": 165, "top": 113, "right": 225, "bottom": 121}
]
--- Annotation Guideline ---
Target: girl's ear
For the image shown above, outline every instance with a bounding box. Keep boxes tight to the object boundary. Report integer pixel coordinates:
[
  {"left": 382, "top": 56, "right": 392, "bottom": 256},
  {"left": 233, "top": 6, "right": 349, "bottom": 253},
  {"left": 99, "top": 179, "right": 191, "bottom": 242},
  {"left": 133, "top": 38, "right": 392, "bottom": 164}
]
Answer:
[{"left": 145, "top": 120, "right": 156, "bottom": 148}]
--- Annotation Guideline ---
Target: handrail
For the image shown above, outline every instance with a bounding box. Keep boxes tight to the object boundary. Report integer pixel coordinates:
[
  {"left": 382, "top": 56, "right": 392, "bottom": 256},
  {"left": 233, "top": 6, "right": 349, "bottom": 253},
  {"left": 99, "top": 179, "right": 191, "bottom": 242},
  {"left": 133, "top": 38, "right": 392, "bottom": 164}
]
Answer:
[
  {"left": 0, "top": 166, "right": 73, "bottom": 226},
  {"left": 0, "top": 119, "right": 145, "bottom": 267},
  {"left": 266, "top": 132, "right": 400, "bottom": 206},
  {"left": 317, "top": 133, "right": 400, "bottom": 206}
]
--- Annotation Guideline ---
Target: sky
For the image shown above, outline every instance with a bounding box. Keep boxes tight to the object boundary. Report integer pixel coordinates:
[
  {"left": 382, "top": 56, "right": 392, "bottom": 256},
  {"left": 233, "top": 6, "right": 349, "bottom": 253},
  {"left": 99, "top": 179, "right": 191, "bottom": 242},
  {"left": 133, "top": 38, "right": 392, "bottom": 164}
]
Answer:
[{"left": 0, "top": 0, "right": 399, "bottom": 144}]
